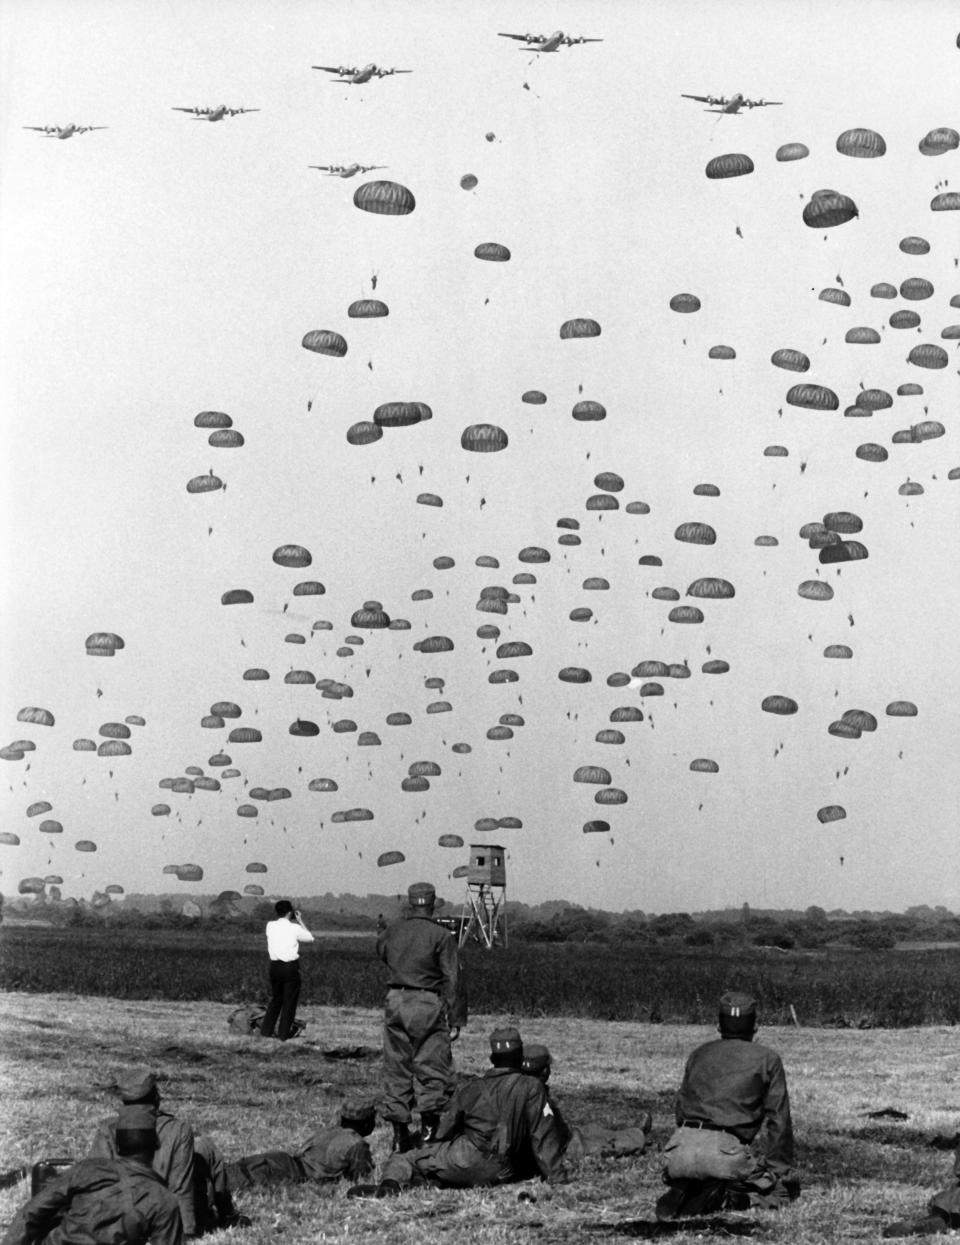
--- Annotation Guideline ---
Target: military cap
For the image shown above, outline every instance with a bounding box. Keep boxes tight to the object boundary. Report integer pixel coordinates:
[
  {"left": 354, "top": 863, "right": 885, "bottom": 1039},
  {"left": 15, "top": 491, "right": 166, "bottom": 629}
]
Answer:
[
  {"left": 489, "top": 1026, "right": 523, "bottom": 1053},
  {"left": 718, "top": 991, "right": 758, "bottom": 1033},
  {"left": 407, "top": 881, "right": 436, "bottom": 906},
  {"left": 718, "top": 991, "right": 757, "bottom": 1019},
  {"left": 340, "top": 1097, "right": 377, "bottom": 1124},
  {"left": 116, "top": 1068, "right": 157, "bottom": 1102},
  {"left": 521, "top": 1044, "right": 551, "bottom": 1075}
]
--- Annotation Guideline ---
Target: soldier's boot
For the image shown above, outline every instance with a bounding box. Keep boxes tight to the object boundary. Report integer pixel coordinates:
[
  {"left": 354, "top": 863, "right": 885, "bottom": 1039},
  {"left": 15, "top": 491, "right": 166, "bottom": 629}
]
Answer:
[
  {"left": 390, "top": 1121, "right": 415, "bottom": 1153},
  {"left": 215, "top": 1193, "right": 252, "bottom": 1228},
  {"left": 419, "top": 1112, "right": 441, "bottom": 1144}
]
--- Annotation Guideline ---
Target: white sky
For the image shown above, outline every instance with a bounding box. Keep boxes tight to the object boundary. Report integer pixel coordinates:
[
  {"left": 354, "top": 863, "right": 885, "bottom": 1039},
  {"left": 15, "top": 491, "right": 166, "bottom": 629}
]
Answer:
[{"left": 1, "top": 0, "right": 958, "bottom": 913}]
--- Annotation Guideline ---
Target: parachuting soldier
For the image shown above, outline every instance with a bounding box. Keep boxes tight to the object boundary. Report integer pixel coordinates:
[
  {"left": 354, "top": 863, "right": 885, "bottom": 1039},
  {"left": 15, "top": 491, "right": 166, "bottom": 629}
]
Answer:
[
  {"left": 376, "top": 881, "right": 466, "bottom": 1152},
  {"left": 656, "top": 991, "right": 799, "bottom": 1221},
  {"left": 225, "top": 1099, "right": 376, "bottom": 1189},
  {"left": 2, "top": 1104, "right": 183, "bottom": 1245},
  {"left": 351, "top": 1027, "right": 566, "bottom": 1195},
  {"left": 520, "top": 1044, "right": 653, "bottom": 1161},
  {"left": 89, "top": 1069, "right": 247, "bottom": 1236}
]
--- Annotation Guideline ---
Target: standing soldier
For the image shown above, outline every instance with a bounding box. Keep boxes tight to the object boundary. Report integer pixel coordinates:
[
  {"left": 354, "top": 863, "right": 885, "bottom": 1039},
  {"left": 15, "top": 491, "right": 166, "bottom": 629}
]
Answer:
[
  {"left": 3, "top": 1104, "right": 183, "bottom": 1245},
  {"left": 377, "top": 881, "right": 466, "bottom": 1152},
  {"left": 656, "top": 991, "right": 799, "bottom": 1221}
]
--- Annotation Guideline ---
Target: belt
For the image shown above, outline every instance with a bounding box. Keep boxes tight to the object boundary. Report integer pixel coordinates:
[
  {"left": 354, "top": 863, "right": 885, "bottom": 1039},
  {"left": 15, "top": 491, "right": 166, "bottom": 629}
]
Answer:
[{"left": 679, "top": 1120, "right": 737, "bottom": 1135}]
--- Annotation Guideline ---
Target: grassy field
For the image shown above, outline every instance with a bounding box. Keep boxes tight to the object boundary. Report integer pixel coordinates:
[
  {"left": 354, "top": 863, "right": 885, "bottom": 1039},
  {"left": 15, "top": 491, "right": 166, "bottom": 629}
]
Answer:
[
  {"left": 5, "top": 925, "right": 960, "bottom": 1025},
  {"left": 1, "top": 990, "right": 959, "bottom": 1243}
]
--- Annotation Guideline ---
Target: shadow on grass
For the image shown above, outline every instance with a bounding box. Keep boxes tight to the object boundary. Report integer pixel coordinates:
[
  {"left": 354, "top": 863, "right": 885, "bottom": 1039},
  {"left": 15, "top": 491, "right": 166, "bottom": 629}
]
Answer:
[{"left": 580, "top": 1214, "right": 761, "bottom": 1238}]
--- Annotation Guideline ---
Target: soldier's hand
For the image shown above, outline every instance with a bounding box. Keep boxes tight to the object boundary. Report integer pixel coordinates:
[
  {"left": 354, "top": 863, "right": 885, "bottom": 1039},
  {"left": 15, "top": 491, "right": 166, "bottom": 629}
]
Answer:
[{"left": 449, "top": 1027, "right": 461, "bottom": 1042}]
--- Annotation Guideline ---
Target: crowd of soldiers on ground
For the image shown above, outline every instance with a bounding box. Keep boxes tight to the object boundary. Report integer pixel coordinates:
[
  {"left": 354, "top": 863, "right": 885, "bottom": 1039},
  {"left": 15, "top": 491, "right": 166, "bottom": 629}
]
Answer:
[{"left": 4, "top": 882, "right": 960, "bottom": 1242}]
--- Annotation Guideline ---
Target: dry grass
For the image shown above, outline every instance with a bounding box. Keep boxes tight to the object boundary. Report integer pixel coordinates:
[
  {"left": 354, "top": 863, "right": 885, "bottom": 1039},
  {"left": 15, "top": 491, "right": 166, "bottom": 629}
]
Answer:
[{"left": 1, "top": 992, "right": 958, "bottom": 1242}]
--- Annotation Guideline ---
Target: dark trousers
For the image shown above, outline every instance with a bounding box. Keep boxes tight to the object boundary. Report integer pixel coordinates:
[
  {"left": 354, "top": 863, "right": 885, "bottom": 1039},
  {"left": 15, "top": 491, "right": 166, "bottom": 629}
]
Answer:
[{"left": 260, "top": 960, "right": 301, "bottom": 1039}]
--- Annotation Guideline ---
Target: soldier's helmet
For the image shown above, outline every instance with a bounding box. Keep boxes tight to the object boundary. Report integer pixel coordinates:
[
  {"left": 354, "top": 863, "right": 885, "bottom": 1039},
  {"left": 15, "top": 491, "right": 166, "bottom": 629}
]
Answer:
[
  {"left": 407, "top": 882, "right": 436, "bottom": 907},
  {"left": 718, "top": 991, "right": 758, "bottom": 1035}
]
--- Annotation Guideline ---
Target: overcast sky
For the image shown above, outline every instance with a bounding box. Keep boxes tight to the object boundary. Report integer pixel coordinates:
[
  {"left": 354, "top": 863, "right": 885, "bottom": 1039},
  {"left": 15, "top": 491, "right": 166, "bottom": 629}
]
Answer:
[{"left": 1, "top": 0, "right": 958, "bottom": 913}]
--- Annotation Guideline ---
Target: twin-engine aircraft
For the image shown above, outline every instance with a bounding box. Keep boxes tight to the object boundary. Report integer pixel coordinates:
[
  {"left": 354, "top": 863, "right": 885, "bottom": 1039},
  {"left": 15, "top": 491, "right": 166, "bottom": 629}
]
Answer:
[
  {"left": 497, "top": 30, "right": 602, "bottom": 51},
  {"left": 308, "top": 163, "right": 386, "bottom": 178},
  {"left": 681, "top": 92, "right": 782, "bottom": 114},
  {"left": 23, "top": 123, "right": 107, "bottom": 139},
  {"left": 171, "top": 105, "right": 260, "bottom": 121},
  {"left": 313, "top": 64, "right": 412, "bottom": 84}
]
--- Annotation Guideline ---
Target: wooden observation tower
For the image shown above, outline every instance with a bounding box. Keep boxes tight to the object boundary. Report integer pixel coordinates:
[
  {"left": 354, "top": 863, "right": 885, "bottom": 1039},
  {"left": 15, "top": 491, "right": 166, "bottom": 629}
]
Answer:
[{"left": 458, "top": 844, "right": 507, "bottom": 950}]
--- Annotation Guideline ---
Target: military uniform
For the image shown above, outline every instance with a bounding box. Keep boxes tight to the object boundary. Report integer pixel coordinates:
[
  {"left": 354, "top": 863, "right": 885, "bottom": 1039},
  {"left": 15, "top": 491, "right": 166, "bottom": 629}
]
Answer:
[
  {"left": 377, "top": 883, "right": 465, "bottom": 1129},
  {"left": 226, "top": 1100, "right": 375, "bottom": 1190},
  {"left": 2, "top": 1156, "right": 182, "bottom": 1245},
  {"left": 658, "top": 992, "right": 798, "bottom": 1220},
  {"left": 90, "top": 1109, "right": 197, "bottom": 1236},
  {"left": 381, "top": 1062, "right": 566, "bottom": 1188}
]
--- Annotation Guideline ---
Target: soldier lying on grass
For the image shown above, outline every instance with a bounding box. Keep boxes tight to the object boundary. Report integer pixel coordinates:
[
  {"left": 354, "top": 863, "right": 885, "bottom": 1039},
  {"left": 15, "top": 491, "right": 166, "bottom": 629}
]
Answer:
[{"left": 225, "top": 1098, "right": 376, "bottom": 1190}]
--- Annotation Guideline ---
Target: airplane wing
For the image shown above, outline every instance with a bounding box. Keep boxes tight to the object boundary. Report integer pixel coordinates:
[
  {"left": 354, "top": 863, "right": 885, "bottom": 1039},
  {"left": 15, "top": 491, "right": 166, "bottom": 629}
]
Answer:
[
  {"left": 229, "top": 108, "right": 260, "bottom": 115},
  {"left": 566, "top": 36, "right": 603, "bottom": 42},
  {"left": 361, "top": 165, "right": 386, "bottom": 172},
  {"left": 681, "top": 93, "right": 723, "bottom": 105},
  {"left": 172, "top": 107, "right": 203, "bottom": 113},
  {"left": 79, "top": 126, "right": 108, "bottom": 132},
  {"left": 309, "top": 165, "right": 336, "bottom": 171},
  {"left": 23, "top": 125, "right": 54, "bottom": 131},
  {"left": 747, "top": 98, "right": 782, "bottom": 107},
  {"left": 312, "top": 65, "right": 354, "bottom": 74},
  {"left": 380, "top": 68, "right": 412, "bottom": 74},
  {"left": 498, "top": 32, "right": 543, "bottom": 41}
]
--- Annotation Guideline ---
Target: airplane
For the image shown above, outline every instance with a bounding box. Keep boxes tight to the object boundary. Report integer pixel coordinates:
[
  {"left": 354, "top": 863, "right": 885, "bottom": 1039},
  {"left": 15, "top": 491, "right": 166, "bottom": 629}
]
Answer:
[
  {"left": 312, "top": 64, "right": 412, "bottom": 84},
  {"left": 22, "top": 123, "right": 107, "bottom": 140},
  {"left": 308, "top": 162, "right": 386, "bottom": 178},
  {"left": 171, "top": 105, "right": 260, "bottom": 121},
  {"left": 497, "top": 30, "right": 602, "bottom": 52},
  {"left": 681, "top": 92, "right": 782, "bottom": 114}
]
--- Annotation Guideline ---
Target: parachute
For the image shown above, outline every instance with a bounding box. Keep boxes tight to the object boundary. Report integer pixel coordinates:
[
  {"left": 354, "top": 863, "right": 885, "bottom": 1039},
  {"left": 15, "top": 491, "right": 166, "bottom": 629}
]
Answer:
[
  {"left": 931, "top": 192, "right": 960, "bottom": 211},
  {"left": 899, "top": 237, "right": 930, "bottom": 256},
  {"left": 75, "top": 840, "right": 97, "bottom": 853},
  {"left": 571, "top": 400, "right": 606, "bottom": 421},
  {"left": 375, "top": 401, "right": 428, "bottom": 427},
  {"left": 625, "top": 501, "right": 650, "bottom": 515},
  {"left": 461, "top": 423, "right": 508, "bottom": 452},
  {"left": 824, "top": 644, "right": 853, "bottom": 658},
  {"left": 771, "top": 349, "right": 810, "bottom": 372},
  {"left": 775, "top": 142, "right": 809, "bottom": 162},
  {"left": 705, "top": 152, "right": 754, "bottom": 179},
  {"left": 559, "top": 667, "right": 591, "bottom": 683},
  {"left": 845, "top": 327, "right": 881, "bottom": 344},
  {"left": 417, "top": 492, "right": 443, "bottom": 507},
  {"left": 460, "top": 174, "right": 478, "bottom": 190},
  {"left": 560, "top": 318, "right": 601, "bottom": 339},
  {"left": 755, "top": 535, "right": 779, "bottom": 546},
  {"left": 294, "top": 581, "right": 326, "bottom": 596},
  {"left": 353, "top": 180, "right": 416, "bottom": 215},
  {"left": 802, "top": 191, "right": 858, "bottom": 228},
  {"left": 764, "top": 446, "right": 788, "bottom": 457},
  {"left": 702, "top": 660, "right": 730, "bottom": 674},
  {"left": 474, "top": 242, "right": 511, "bottom": 261},
  {"left": 687, "top": 577, "right": 735, "bottom": 599},
  {"left": 651, "top": 586, "right": 680, "bottom": 601},
  {"left": 522, "top": 390, "right": 547, "bottom": 404},
  {"left": 17, "top": 707, "right": 54, "bottom": 727},
  {"left": 856, "top": 443, "right": 888, "bottom": 462},
  {"left": 595, "top": 788, "right": 627, "bottom": 804},
  {"left": 39, "top": 820, "right": 63, "bottom": 833},
  {"left": 886, "top": 701, "right": 918, "bottom": 717},
  {"left": 209, "top": 429, "right": 244, "bottom": 448},
  {"left": 583, "top": 821, "right": 610, "bottom": 834},
  {"left": 347, "top": 421, "right": 383, "bottom": 445},
  {"left": 817, "top": 806, "right": 846, "bottom": 824},
  {"left": 348, "top": 299, "right": 389, "bottom": 317},
  {"left": 762, "top": 695, "right": 798, "bottom": 715},
  {"left": 98, "top": 741, "right": 131, "bottom": 757},
  {"left": 819, "top": 288, "right": 851, "bottom": 307},
  {"left": 690, "top": 759, "right": 719, "bottom": 773},
  {"left": 675, "top": 522, "right": 716, "bottom": 545},
  {"left": 669, "top": 293, "right": 701, "bottom": 313},
  {"left": 668, "top": 606, "right": 704, "bottom": 624},
  {"left": 693, "top": 483, "right": 720, "bottom": 497},
  {"left": 918, "top": 127, "right": 959, "bottom": 155},
  {"left": 378, "top": 851, "right": 405, "bottom": 867},
  {"left": 246, "top": 862, "right": 268, "bottom": 873},
  {"left": 870, "top": 283, "right": 897, "bottom": 299},
  {"left": 273, "top": 544, "right": 311, "bottom": 568},
  {"left": 907, "top": 344, "right": 947, "bottom": 369},
  {"left": 519, "top": 547, "right": 550, "bottom": 563},
  {"left": 787, "top": 383, "right": 839, "bottom": 410},
  {"left": 835, "top": 128, "right": 885, "bottom": 158},
  {"left": 798, "top": 580, "right": 833, "bottom": 600},
  {"left": 308, "top": 778, "right": 338, "bottom": 792},
  {"left": 186, "top": 473, "right": 222, "bottom": 494},
  {"left": 194, "top": 411, "right": 232, "bottom": 428},
  {"left": 708, "top": 345, "right": 736, "bottom": 360},
  {"left": 27, "top": 801, "right": 53, "bottom": 817}
]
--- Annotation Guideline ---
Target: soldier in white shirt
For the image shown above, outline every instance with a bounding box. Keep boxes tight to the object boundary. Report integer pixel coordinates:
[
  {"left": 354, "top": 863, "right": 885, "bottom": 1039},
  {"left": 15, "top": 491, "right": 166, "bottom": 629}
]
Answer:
[{"left": 260, "top": 900, "right": 314, "bottom": 1040}]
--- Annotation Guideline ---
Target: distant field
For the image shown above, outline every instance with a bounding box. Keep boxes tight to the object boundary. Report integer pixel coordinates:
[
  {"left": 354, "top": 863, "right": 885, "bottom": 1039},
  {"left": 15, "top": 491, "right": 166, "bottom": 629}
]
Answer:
[
  {"left": 3, "top": 926, "right": 960, "bottom": 1026},
  {"left": 1, "top": 991, "right": 958, "bottom": 1244}
]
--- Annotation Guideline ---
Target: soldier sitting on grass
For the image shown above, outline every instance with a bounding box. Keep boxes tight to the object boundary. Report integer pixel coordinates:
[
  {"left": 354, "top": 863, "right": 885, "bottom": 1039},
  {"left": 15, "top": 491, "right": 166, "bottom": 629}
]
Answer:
[
  {"left": 89, "top": 1068, "right": 248, "bottom": 1236},
  {"left": 3, "top": 1104, "right": 183, "bottom": 1245},
  {"left": 656, "top": 991, "right": 800, "bottom": 1221},
  {"left": 225, "top": 1099, "right": 376, "bottom": 1190},
  {"left": 520, "top": 1044, "right": 653, "bottom": 1162},
  {"left": 348, "top": 1027, "right": 567, "bottom": 1196}
]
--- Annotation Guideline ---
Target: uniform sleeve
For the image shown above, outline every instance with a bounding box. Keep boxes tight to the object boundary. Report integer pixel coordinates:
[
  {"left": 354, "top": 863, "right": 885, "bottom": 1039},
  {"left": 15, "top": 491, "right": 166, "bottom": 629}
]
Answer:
[
  {"left": 437, "top": 933, "right": 466, "bottom": 1026},
  {"left": 1, "top": 1169, "right": 72, "bottom": 1245},
  {"left": 165, "top": 1124, "right": 198, "bottom": 1236},
  {"left": 434, "top": 1085, "right": 467, "bottom": 1143},
  {"left": 758, "top": 1053, "right": 795, "bottom": 1175},
  {"left": 525, "top": 1084, "right": 567, "bottom": 1184},
  {"left": 148, "top": 1195, "right": 185, "bottom": 1245},
  {"left": 344, "top": 1139, "right": 373, "bottom": 1182}
]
